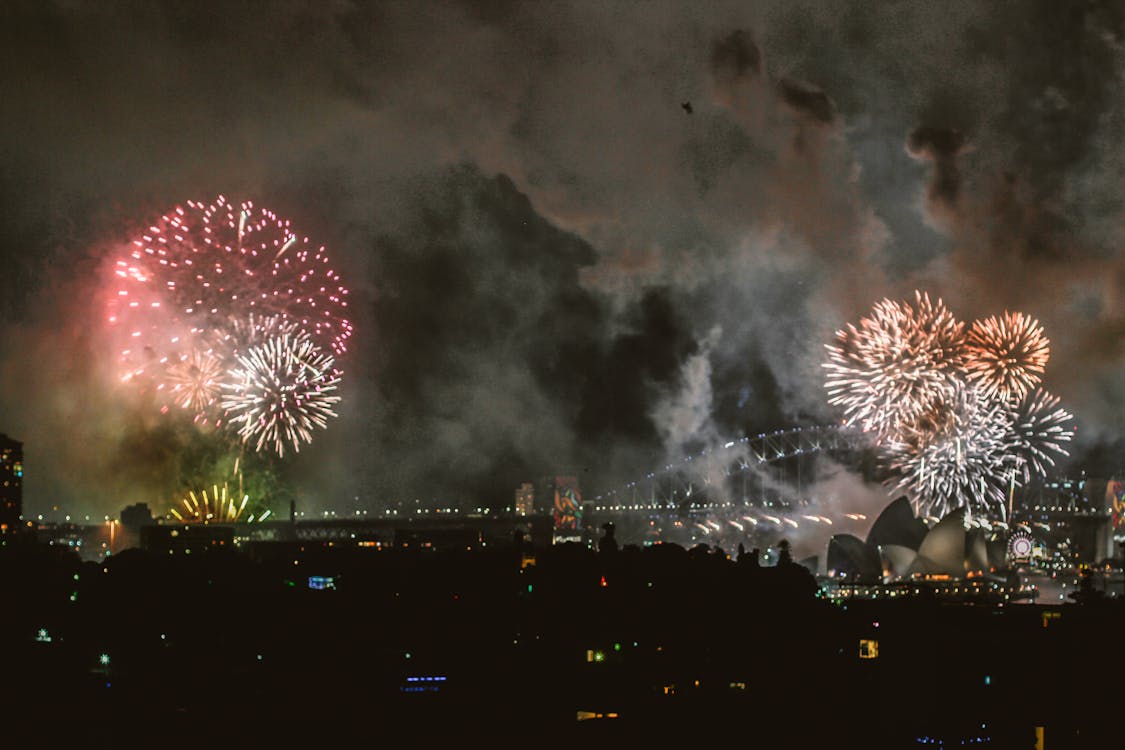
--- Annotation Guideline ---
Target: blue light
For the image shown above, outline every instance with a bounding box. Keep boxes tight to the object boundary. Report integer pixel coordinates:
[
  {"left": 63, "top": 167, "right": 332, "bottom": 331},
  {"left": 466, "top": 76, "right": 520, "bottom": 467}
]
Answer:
[{"left": 308, "top": 576, "right": 336, "bottom": 590}]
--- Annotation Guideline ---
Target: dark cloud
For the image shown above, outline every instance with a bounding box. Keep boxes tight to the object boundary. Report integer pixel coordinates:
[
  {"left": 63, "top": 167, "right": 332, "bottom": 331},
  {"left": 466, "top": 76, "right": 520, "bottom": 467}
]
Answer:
[
  {"left": 907, "top": 126, "right": 966, "bottom": 209},
  {"left": 359, "top": 166, "right": 719, "bottom": 501},
  {"left": 711, "top": 29, "right": 762, "bottom": 89},
  {"left": 365, "top": 165, "right": 603, "bottom": 499},
  {"left": 776, "top": 77, "right": 835, "bottom": 124}
]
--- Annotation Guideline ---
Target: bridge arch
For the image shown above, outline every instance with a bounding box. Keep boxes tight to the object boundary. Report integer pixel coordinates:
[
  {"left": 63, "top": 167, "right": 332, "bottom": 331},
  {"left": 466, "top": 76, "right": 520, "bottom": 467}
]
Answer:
[{"left": 594, "top": 424, "right": 871, "bottom": 510}]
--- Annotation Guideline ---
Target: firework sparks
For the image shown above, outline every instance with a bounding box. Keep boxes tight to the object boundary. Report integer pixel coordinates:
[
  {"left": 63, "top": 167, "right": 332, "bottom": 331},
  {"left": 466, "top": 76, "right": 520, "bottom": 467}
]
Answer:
[
  {"left": 823, "top": 291, "right": 964, "bottom": 437},
  {"left": 965, "top": 312, "right": 1049, "bottom": 401},
  {"left": 169, "top": 483, "right": 243, "bottom": 526},
  {"left": 108, "top": 196, "right": 352, "bottom": 385},
  {"left": 825, "top": 292, "right": 1073, "bottom": 518},
  {"left": 166, "top": 348, "right": 226, "bottom": 421},
  {"left": 221, "top": 331, "right": 342, "bottom": 457},
  {"left": 210, "top": 313, "right": 300, "bottom": 359},
  {"left": 1007, "top": 389, "right": 1075, "bottom": 481},
  {"left": 884, "top": 382, "right": 1015, "bottom": 518},
  {"left": 108, "top": 198, "right": 352, "bottom": 453},
  {"left": 169, "top": 482, "right": 259, "bottom": 523}
]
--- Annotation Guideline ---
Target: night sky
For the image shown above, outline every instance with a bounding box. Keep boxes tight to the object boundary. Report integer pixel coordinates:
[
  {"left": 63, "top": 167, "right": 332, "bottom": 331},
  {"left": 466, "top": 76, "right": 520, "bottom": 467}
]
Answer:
[{"left": 3, "top": 1, "right": 1125, "bottom": 516}]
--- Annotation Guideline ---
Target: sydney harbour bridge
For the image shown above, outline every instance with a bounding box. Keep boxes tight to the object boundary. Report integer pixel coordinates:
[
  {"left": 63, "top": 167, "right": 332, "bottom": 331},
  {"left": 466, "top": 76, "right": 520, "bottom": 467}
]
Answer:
[
  {"left": 233, "top": 425, "right": 878, "bottom": 553},
  {"left": 593, "top": 424, "right": 872, "bottom": 510},
  {"left": 583, "top": 424, "right": 879, "bottom": 555}
]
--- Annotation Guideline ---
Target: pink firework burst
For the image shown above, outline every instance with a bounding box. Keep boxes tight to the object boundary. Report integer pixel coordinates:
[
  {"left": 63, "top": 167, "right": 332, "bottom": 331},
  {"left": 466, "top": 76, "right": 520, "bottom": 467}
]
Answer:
[{"left": 108, "top": 197, "right": 352, "bottom": 417}]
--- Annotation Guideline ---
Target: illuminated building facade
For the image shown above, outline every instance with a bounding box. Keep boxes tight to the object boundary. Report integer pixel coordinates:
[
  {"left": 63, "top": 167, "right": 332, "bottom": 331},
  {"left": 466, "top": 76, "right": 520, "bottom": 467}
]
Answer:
[
  {"left": 0, "top": 433, "right": 23, "bottom": 532},
  {"left": 540, "top": 475, "right": 582, "bottom": 543},
  {"left": 515, "top": 482, "right": 535, "bottom": 516}
]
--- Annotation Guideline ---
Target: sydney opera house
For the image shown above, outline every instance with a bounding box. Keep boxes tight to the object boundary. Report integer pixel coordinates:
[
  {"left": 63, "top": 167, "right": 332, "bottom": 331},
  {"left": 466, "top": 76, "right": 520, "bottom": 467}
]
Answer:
[{"left": 824, "top": 498, "right": 1035, "bottom": 602}]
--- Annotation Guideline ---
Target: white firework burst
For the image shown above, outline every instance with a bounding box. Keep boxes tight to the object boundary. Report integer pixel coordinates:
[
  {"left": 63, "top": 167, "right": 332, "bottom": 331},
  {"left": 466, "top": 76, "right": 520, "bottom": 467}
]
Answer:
[
  {"left": 1006, "top": 389, "right": 1074, "bottom": 481},
  {"left": 824, "top": 291, "right": 965, "bottom": 439},
  {"left": 221, "top": 332, "right": 341, "bottom": 457},
  {"left": 884, "top": 382, "right": 1015, "bottom": 518}
]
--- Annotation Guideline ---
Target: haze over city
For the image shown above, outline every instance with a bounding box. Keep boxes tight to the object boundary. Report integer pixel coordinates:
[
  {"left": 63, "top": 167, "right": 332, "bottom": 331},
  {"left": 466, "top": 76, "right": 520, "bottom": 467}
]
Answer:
[{"left": 3, "top": 2, "right": 1125, "bottom": 524}]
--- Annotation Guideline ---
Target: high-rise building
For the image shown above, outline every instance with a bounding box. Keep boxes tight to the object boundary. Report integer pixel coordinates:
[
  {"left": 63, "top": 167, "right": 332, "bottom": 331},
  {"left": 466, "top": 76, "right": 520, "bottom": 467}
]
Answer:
[
  {"left": 514, "top": 482, "right": 535, "bottom": 516},
  {"left": 0, "top": 433, "right": 23, "bottom": 532}
]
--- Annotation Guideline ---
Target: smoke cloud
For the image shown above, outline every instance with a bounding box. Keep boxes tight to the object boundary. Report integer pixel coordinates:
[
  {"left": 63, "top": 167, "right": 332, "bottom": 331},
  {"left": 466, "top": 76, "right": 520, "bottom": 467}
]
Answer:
[{"left": 2, "top": 2, "right": 1125, "bottom": 517}]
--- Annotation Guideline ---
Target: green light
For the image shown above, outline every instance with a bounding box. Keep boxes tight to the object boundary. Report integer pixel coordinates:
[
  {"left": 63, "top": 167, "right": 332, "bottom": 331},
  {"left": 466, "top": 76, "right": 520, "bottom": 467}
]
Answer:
[
  {"left": 527, "top": 584, "right": 533, "bottom": 593},
  {"left": 99, "top": 653, "right": 110, "bottom": 666},
  {"left": 613, "top": 642, "right": 621, "bottom": 651},
  {"left": 593, "top": 651, "right": 604, "bottom": 662}
]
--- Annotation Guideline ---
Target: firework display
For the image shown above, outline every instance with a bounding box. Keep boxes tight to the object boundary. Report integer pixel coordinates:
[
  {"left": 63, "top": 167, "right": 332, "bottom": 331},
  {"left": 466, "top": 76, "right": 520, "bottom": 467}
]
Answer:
[
  {"left": 211, "top": 313, "right": 300, "bottom": 360},
  {"left": 108, "top": 197, "right": 351, "bottom": 455},
  {"left": 824, "top": 293, "right": 1073, "bottom": 517},
  {"left": 221, "top": 332, "right": 341, "bottom": 458},
  {"left": 166, "top": 348, "right": 225, "bottom": 419},
  {"left": 1008, "top": 389, "right": 1074, "bottom": 481},
  {"left": 884, "top": 382, "right": 1015, "bottom": 517},
  {"left": 169, "top": 481, "right": 271, "bottom": 524},
  {"left": 964, "top": 312, "right": 1049, "bottom": 401},
  {"left": 108, "top": 196, "right": 351, "bottom": 362},
  {"left": 825, "top": 292, "right": 964, "bottom": 436}
]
